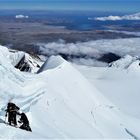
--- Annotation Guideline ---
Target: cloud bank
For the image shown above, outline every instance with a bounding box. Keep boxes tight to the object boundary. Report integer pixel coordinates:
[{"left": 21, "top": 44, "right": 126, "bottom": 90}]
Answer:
[
  {"left": 94, "top": 12, "right": 140, "bottom": 21},
  {"left": 107, "top": 30, "right": 140, "bottom": 37},
  {"left": 15, "top": 15, "right": 29, "bottom": 19},
  {"left": 37, "top": 37, "right": 140, "bottom": 66}
]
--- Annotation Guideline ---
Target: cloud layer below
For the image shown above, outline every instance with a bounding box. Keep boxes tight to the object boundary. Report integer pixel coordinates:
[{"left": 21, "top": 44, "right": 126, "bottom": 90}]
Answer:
[{"left": 38, "top": 37, "right": 140, "bottom": 66}]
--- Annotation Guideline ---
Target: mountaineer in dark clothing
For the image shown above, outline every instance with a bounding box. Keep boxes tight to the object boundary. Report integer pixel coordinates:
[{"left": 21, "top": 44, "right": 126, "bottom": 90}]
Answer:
[
  {"left": 18, "top": 113, "right": 32, "bottom": 132},
  {"left": 5, "top": 102, "right": 20, "bottom": 126}
]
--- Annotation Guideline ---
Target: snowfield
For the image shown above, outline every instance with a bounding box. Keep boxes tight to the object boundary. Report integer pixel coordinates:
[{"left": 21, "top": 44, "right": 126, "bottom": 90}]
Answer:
[{"left": 0, "top": 45, "right": 140, "bottom": 139}]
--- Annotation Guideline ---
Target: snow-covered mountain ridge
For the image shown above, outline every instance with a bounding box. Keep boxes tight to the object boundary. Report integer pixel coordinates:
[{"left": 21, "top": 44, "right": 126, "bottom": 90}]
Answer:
[
  {"left": 0, "top": 45, "right": 41, "bottom": 73},
  {"left": 0, "top": 45, "right": 140, "bottom": 139}
]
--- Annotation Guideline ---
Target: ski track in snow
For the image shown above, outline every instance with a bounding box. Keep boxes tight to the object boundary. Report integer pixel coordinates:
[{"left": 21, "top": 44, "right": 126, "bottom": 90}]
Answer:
[{"left": 125, "top": 128, "right": 139, "bottom": 140}]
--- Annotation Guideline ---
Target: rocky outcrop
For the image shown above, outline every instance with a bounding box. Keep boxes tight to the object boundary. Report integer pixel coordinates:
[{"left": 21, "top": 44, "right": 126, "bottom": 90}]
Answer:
[{"left": 9, "top": 49, "right": 41, "bottom": 73}]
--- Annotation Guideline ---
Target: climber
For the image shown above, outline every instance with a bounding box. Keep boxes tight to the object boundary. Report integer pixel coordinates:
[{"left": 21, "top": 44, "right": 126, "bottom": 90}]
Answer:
[
  {"left": 18, "top": 112, "right": 32, "bottom": 132},
  {"left": 5, "top": 102, "right": 20, "bottom": 126}
]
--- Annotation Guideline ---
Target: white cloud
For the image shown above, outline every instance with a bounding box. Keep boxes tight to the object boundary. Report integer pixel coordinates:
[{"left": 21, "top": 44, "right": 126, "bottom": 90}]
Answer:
[
  {"left": 94, "top": 12, "right": 140, "bottom": 21},
  {"left": 38, "top": 37, "right": 140, "bottom": 66},
  {"left": 38, "top": 38, "right": 140, "bottom": 57},
  {"left": 95, "top": 16, "right": 122, "bottom": 21},
  {"left": 15, "top": 15, "right": 29, "bottom": 19}
]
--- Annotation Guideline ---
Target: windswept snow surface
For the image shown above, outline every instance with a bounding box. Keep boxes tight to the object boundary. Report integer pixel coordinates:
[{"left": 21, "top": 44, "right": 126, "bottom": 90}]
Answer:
[
  {"left": 0, "top": 46, "right": 140, "bottom": 139},
  {"left": 37, "top": 55, "right": 64, "bottom": 73}
]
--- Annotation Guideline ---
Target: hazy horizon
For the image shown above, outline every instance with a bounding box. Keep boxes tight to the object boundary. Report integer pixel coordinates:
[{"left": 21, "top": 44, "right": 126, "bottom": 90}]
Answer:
[{"left": 0, "top": 0, "right": 139, "bottom": 13}]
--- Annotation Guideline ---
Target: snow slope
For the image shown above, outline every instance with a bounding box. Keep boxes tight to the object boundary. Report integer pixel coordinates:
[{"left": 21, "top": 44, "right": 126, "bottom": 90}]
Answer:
[
  {"left": 76, "top": 56, "right": 140, "bottom": 138},
  {"left": 0, "top": 46, "right": 140, "bottom": 139}
]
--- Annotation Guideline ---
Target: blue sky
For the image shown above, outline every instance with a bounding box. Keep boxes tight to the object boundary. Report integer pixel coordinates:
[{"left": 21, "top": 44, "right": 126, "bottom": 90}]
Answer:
[{"left": 0, "top": 0, "right": 139, "bottom": 12}]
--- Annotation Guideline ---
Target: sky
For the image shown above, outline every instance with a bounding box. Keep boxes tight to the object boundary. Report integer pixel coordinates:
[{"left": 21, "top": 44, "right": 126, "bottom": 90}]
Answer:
[{"left": 0, "top": 0, "right": 139, "bottom": 12}]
